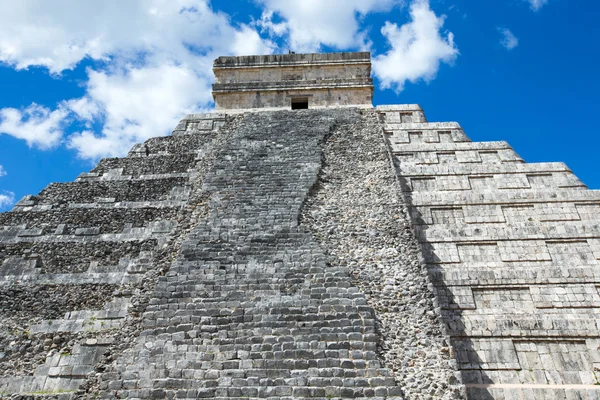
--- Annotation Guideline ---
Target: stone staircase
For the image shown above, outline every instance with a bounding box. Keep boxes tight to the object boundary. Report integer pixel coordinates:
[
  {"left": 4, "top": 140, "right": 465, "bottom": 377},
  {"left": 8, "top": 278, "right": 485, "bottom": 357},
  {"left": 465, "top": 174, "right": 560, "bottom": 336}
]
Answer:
[
  {"left": 102, "top": 110, "right": 404, "bottom": 399},
  {"left": 3, "top": 103, "right": 596, "bottom": 400}
]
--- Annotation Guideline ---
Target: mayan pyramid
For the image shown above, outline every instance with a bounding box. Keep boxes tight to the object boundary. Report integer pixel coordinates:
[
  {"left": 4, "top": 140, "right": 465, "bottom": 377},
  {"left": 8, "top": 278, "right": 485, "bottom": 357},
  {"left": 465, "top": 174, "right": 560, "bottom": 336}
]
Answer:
[{"left": 1, "top": 52, "right": 599, "bottom": 400}]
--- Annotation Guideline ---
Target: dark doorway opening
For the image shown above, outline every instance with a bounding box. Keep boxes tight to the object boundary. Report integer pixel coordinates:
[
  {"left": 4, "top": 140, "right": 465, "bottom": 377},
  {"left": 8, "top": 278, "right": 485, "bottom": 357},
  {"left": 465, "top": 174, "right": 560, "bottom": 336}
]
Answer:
[{"left": 291, "top": 98, "right": 309, "bottom": 110}]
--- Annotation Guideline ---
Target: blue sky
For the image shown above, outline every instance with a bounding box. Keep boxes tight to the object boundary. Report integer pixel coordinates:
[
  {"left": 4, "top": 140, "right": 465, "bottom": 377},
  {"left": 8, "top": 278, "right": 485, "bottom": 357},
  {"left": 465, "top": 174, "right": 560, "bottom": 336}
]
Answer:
[{"left": 0, "top": 0, "right": 598, "bottom": 211}]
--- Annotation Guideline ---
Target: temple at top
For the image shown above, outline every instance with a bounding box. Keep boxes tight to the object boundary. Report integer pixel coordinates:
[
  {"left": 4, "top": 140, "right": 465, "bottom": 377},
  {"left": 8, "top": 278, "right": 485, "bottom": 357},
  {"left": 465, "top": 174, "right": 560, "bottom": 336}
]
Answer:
[{"left": 212, "top": 52, "right": 374, "bottom": 111}]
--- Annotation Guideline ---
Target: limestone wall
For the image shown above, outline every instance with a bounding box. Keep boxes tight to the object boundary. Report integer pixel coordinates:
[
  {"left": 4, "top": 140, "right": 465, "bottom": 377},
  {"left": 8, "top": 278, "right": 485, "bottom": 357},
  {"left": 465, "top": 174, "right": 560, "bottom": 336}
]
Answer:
[
  {"left": 378, "top": 104, "right": 600, "bottom": 400},
  {"left": 213, "top": 86, "right": 373, "bottom": 111},
  {"left": 0, "top": 108, "right": 462, "bottom": 400},
  {"left": 214, "top": 64, "right": 370, "bottom": 85},
  {"left": 92, "top": 109, "right": 412, "bottom": 399},
  {"left": 212, "top": 52, "right": 373, "bottom": 111},
  {"left": 300, "top": 110, "right": 463, "bottom": 399}
]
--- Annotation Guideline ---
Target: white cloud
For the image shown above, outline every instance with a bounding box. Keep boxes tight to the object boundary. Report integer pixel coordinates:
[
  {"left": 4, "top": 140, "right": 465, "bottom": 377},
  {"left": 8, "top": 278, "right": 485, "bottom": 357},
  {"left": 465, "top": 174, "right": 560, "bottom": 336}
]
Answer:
[
  {"left": 68, "top": 64, "right": 212, "bottom": 159},
  {"left": 0, "top": 165, "right": 6, "bottom": 177},
  {"left": 0, "top": 0, "right": 273, "bottom": 74},
  {"left": 527, "top": 0, "right": 548, "bottom": 11},
  {"left": 0, "top": 192, "right": 15, "bottom": 209},
  {"left": 256, "top": 0, "right": 402, "bottom": 53},
  {"left": 372, "top": 0, "right": 458, "bottom": 92},
  {"left": 499, "top": 28, "right": 519, "bottom": 50},
  {"left": 0, "top": 0, "right": 275, "bottom": 159},
  {"left": 0, "top": 103, "right": 68, "bottom": 149}
]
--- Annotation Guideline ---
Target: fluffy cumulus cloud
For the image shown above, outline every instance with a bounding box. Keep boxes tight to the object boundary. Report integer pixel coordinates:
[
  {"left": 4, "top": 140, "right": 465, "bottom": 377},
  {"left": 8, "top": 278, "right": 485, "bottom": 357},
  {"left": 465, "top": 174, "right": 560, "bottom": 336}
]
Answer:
[
  {"left": 527, "top": 0, "right": 548, "bottom": 11},
  {"left": 69, "top": 64, "right": 213, "bottom": 159},
  {"left": 0, "top": 166, "right": 10, "bottom": 209},
  {"left": 499, "top": 28, "right": 519, "bottom": 50},
  {"left": 0, "top": 0, "right": 460, "bottom": 159},
  {"left": 0, "top": 0, "right": 275, "bottom": 159},
  {"left": 372, "top": 0, "right": 458, "bottom": 92},
  {"left": 0, "top": 192, "right": 15, "bottom": 209},
  {"left": 256, "top": 0, "right": 402, "bottom": 52},
  {"left": 0, "top": 0, "right": 274, "bottom": 74},
  {"left": 0, "top": 103, "right": 68, "bottom": 149}
]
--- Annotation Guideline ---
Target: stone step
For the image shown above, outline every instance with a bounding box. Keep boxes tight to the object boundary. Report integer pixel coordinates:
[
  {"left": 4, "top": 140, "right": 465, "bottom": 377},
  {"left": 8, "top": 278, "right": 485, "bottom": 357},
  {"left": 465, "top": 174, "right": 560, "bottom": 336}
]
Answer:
[
  {"left": 128, "top": 131, "right": 214, "bottom": 157},
  {"left": 390, "top": 140, "right": 510, "bottom": 152},
  {"left": 0, "top": 271, "right": 131, "bottom": 285},
  {"left": 423, "top": 241, "right": 600, "bottom": 268},
  {"left": 393, "top": 147, "right": 523, "bottom": 166},
  {"left": 412, "top": 201, "right": 600, "bottom": 226},
  {"left": 399, "top": 160, "right": 574, "bottom": 177},
  {"left": 30, "top": 317, "right": 124, "bottom": 334},
  {"left": 0, "top": 225, "right": 173, "bottom": 244},
  {"left": 115, "top": 387, "right": 403, "bottom": 399},
  {"left": 437, "top": 283, "right": 600, "bottom": 310},
  {"left": 376, "top": 104, "right": 428, "bottom": 124},
  {"left": 76, "top": 171, "right": 193, "bottom": 182},
  {"left": 91, "top": 153, "right": 198, "bottom": 177},
  {"left": 34, "top": 177, "right": 190, "bottom": 205},
  {"left": 0, "top": 376, "right": 83, "bottom": 396},
  {"left": 0, "top": 207, "right": 181, "bottom": 235},
  {"left": 11, "top": 198, "right": 189, "bottom": 212},
  {"left": 444, "top": 312, "right": 600, "bottom": 338},
  {"left": 466, "top": 385, "right": 600, "bottom": 400},
  {"left": 429, "top": 264, "right": 600, "bottom": 286},
  {"left": 408, "top": 188, "right": 600, "bottom": 206},
  {"left": 0, "top": 239, "right": 157, "bottom": 274},
  {"left": 405, "top": 172, "right": 585, "bottom": 193},
  {"left": 416, "top": 220, "right": 600, "bottom": 242},
  {"left": 384, "top": 123, "right": 471, "bottom": 144},
  {"left": 170, "top": 112, "right": 228, "bottom": 135}
]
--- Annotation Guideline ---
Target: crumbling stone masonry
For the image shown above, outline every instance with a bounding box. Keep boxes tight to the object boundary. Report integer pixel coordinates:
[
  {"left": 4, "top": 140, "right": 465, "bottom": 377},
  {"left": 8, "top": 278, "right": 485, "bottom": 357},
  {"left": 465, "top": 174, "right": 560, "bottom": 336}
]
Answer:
[
  {"left": 97, "top": 110, "right": 410, "bottom": 399},
  {"left": 0, "top": 113, "right": 232, "bottom": 397},
  {"left": 1, "top": 52, "right": 599, "bottom": 400}
]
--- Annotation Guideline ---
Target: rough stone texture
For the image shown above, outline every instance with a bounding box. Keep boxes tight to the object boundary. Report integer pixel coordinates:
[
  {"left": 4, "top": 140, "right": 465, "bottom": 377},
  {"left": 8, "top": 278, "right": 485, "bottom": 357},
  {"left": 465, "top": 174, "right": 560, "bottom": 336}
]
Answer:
[
  {"left": 0, "top": 208, "right": 180, "bottom": 235},
  {"left": 0, "top": 113, "right": 231, "bottom": 398},
  {"left": 378, "top": 104, "right": 600, "bottom": 399},
  {"left": 212, "top": 52, "right": 373, "bottom": 111},
  {"left": 300, "top": 110, "right": 463, "bottom": 399},
  {"left": 0, "top": 240, "right": 157, "bottom": 274},
  {"left": 94, "top": 109, "right": 405, "bottom": 399}
]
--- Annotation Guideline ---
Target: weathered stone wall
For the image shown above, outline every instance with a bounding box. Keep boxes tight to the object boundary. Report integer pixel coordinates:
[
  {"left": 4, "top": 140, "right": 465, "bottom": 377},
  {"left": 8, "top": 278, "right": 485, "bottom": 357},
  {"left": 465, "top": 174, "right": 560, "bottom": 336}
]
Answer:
[
  {"left": 0, "top": 107, "right": 463, "bottom": 399},
  {"left": 93, "top": 109, "right": 407, "bottom": 399},
  {"left": 300, "top": 110, "right": 463, "bottom": 399},
  {"left": 378, "top": 104, "right": 600, "bottom": 399},
  {"left": 212, "top": 52, "right": 373, "bottom": 111},
  {"left": 213, "top": 52, "right": 372, "bottom": 68},
  {"left": 0, "top": 112, "right": 233, "bottom": 398},
  {"left": 214, "top": 64, "right": 370, "bottom": 85},
  {"left": 213, "top": 87, "right": 373, "bottom": 112}
]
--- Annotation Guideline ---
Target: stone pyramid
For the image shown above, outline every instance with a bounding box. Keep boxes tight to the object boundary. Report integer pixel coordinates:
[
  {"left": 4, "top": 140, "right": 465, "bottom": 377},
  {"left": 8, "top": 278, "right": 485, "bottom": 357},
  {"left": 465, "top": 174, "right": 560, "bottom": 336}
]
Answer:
[{"left": 0, "top": 52, "right": 599, "bottom": 400}]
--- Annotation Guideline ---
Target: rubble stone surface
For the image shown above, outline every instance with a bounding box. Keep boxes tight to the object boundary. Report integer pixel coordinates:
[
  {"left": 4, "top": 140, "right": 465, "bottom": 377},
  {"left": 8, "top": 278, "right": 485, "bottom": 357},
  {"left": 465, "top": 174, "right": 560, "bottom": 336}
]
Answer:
[{"left": 300, "top": 110, "right": 462, "bottom": 399}]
